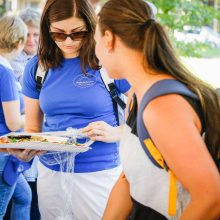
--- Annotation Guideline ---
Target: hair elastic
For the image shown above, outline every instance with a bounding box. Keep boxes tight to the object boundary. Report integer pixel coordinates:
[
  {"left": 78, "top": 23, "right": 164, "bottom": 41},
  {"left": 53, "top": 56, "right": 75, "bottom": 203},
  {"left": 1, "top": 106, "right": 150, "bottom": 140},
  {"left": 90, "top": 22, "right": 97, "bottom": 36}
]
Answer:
[{"left": 143, "top": 18, "right": 155, "bottom": 28}]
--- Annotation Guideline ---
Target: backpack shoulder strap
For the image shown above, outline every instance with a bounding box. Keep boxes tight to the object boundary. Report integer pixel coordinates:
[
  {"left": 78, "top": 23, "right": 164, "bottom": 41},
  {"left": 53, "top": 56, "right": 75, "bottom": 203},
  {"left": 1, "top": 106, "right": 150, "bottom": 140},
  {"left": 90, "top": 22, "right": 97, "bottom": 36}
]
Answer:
[
  {"left": 100, "top": 68, "right": 126, "bottom": 110},
  {"left": 34, "top": 63, "right": 48, "bottom": 92},
  {"left": 140, "top": 79, "right": 198, "bottom": 111},
  {"left": 137, "top": 79, "right": 199, "bottom": 216},
  {"left": 138, "top": 79, "right": 198, "bottom": 168}
]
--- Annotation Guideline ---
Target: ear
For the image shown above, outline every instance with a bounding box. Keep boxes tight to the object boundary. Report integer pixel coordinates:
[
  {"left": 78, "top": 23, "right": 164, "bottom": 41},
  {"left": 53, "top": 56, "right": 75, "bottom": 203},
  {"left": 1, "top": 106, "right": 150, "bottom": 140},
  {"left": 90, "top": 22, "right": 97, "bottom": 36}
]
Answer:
[{"left": 104, "top": 30, "right": 115, "bottom": 53}]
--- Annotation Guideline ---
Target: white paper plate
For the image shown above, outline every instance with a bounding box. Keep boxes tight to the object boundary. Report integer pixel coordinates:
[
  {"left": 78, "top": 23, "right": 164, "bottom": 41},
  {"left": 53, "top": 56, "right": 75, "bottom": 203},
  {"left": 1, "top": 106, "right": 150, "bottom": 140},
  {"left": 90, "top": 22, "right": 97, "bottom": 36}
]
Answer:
[
  {"left": 0, "top": 133, "right": 93, "bottom": 153},
  {"left": 0, "top": 141, "right": 93, "bottom": 153}
]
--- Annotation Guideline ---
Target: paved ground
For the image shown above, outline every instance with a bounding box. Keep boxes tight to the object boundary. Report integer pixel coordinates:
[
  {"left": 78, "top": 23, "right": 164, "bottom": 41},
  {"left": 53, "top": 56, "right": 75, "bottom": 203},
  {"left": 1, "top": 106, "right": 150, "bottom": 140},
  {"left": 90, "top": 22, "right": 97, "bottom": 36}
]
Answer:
[{"left": 182, "top": 57, "right": 220, "bottom": 88}]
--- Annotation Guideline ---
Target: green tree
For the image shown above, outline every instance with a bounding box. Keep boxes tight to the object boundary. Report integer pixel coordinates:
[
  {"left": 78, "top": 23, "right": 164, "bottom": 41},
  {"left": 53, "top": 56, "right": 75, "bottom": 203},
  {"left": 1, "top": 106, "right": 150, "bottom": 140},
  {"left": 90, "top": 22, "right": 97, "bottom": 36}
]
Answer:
[
  {"left": 151, "top": 0, "right": 220, "bottom": 57},
  {"left": 0, "top": 0, "right": 6, "bottom": 16},
  {"left": 151, "top": 0, "right": 217, "bottom": 30}
]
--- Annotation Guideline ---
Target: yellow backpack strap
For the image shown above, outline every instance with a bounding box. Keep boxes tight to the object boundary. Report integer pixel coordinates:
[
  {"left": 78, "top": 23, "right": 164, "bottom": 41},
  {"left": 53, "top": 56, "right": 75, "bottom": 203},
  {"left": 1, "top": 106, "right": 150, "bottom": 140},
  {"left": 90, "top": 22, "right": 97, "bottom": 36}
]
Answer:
[
  {"left": 168, "top": 170, "right": 177, "bottom": 216},
  {"left": 144, "top": 138, "right": 177, "bottom": 216}
]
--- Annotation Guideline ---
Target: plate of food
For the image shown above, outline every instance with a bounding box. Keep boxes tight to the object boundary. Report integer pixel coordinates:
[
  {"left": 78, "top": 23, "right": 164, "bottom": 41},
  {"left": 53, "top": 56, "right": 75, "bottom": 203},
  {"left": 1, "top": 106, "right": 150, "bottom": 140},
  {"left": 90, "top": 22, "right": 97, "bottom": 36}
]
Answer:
[{"left": 0, "top": 133, "right": 93, "bottom": 153}]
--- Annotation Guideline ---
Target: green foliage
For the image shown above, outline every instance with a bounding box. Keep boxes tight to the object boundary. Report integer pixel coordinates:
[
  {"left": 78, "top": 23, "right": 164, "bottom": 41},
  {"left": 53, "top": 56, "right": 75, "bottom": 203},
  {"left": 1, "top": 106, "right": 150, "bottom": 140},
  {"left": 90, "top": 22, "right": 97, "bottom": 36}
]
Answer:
[
  {"left": 174, "top": 40, "right": 211, "bottom": 57},
  {"left": 0, "top": 3, "right": 6, "bottom": 17},
  {"left": 151, "top": 0, "right": 220, "bottom": 57},
  {"left": 151, "top": 0, "right": 217, "bottom": 30}
]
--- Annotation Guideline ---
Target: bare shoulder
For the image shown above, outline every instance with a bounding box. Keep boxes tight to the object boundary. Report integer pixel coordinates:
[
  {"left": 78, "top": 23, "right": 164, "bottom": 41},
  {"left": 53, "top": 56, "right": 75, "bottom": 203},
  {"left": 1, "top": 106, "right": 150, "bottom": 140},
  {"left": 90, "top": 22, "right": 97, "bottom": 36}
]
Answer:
[{"left": 143, "top": 93, "right": 200, "bottom": 128}]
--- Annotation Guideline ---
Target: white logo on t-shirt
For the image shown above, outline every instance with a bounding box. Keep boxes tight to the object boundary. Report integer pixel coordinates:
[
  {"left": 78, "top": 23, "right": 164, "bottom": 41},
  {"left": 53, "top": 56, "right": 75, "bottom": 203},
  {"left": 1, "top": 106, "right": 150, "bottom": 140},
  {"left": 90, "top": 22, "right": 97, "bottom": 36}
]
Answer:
[{"left": 73, "top": 74, "right": 97, "bottom": 88}]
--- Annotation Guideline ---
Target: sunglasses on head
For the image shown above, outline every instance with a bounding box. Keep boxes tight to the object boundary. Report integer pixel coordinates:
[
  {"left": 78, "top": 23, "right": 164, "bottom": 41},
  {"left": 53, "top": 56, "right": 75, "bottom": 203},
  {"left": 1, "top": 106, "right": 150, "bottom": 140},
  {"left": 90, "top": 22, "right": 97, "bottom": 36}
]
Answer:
[{"left": 50, "top": 31, "right": 88, "bottom": 42}]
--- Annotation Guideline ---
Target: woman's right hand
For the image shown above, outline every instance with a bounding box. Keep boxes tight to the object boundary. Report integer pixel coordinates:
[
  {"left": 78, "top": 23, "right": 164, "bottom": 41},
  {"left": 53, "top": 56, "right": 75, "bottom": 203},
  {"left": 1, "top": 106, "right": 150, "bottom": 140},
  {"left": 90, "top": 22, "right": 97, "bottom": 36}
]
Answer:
[
  {"left": 82, "top": 121, "right": 124, "bottom": 143},
  {"left": 7, "top": 148, "right": 46, "bottom": 162}
]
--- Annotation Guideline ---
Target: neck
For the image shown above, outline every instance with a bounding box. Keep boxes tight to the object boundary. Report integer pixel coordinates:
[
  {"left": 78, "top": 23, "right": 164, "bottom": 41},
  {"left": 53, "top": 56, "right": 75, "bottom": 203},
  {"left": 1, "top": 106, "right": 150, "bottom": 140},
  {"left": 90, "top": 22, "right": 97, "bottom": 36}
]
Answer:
[
  {"left": 117, "top": 50, "right": 151, "bottom": 98},
  {"left": 23, "top": 50, "right": 35, "bottom": 57},
  {"left": 0, "top": 51, "right": 14, "bottom": 61},
  {"left": 118, "top": 49, "right": 171, "bottom": 104},
  {"left": 63, "top": 52, "right": 79, "bottom": 59}
]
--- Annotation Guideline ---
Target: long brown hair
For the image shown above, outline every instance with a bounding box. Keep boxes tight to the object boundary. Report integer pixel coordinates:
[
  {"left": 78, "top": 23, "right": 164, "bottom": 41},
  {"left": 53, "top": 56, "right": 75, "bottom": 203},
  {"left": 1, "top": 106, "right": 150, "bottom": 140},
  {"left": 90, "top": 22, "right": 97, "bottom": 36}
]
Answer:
[
  {"left": 98, "top": 0, "right": 220, "bottom": 165},
  {"left": 38, "top": 0, "right": 99, "bottom": 72}
]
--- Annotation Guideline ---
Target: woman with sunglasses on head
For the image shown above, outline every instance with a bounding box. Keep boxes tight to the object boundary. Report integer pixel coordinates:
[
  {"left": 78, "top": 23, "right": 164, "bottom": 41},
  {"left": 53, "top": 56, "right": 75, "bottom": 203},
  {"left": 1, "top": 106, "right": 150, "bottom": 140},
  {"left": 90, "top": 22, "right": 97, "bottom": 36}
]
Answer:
[
  {"left": 7, "top": 0, "right": 130, "bottom": 219},
  {"left": 95, "top": 0, "right": 220, "bottom": 219}
]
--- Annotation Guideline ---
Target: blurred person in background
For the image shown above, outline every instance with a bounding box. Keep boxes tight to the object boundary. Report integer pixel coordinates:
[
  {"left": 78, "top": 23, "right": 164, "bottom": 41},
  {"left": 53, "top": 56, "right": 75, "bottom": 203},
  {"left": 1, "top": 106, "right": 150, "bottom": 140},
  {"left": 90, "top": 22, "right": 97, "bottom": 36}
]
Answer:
[
  {"left": 0, "top": 15, "right": 32, "bottom": 220},
  {"left": 11, "top": 7, "right": 41, "bottom": 86},
  {"left": 8, "top": 7, "right": 42, "bottom": 220}
]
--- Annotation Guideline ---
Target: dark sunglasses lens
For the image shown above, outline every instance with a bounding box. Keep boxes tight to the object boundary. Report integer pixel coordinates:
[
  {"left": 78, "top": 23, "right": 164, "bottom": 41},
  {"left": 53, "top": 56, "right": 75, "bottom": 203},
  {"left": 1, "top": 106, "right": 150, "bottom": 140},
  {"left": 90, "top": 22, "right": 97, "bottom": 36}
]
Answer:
[
  {"left": 50, "top": 33, "right": 67, "bottom": 41},
  {"left": 70, "top": 31, "right": 88, "bottom": 40}
]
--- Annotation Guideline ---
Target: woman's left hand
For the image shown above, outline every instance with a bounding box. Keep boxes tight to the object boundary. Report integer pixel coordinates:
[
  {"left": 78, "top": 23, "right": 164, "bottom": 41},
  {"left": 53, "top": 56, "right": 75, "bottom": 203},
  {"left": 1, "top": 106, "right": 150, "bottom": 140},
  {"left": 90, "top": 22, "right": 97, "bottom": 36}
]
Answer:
[{"left": 82, "top": 121, "right": 124, "bottom": 143}]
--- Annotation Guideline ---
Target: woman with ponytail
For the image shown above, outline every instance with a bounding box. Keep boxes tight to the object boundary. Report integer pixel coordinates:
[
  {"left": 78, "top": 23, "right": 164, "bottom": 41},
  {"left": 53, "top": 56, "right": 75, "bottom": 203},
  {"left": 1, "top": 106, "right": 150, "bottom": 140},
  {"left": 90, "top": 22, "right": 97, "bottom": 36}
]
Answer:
[{"left": 95, "top": 0, "right": 220, "bottom": 219}]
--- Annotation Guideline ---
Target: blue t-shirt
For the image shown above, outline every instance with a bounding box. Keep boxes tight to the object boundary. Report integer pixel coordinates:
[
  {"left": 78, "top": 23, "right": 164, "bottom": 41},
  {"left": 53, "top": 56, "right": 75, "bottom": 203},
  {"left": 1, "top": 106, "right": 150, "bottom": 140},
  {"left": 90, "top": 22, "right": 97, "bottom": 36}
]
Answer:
[
  {"left": 0, "top": 64, "right": 24, "bottom": 136},
  {"left": 22, "top": 56, "right": 130, "bottom": 173}
]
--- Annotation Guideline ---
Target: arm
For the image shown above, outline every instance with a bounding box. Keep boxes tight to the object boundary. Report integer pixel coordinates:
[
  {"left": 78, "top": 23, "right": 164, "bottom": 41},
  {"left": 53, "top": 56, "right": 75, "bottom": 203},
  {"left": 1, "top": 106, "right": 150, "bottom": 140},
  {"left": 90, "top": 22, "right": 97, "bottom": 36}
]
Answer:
[
  {"left": 7, "top": 96, "right": 45, "bottom": 161},
  {"left": 24, "top": 96, "right": 44, "bottom": 132},
  {"left": 102, "top": 172, "right": 133, "bottom": 220},
  {"left": 2, "top": 100, "right": 24, "bottom": 131},
  {"left": 0, "top": 67, "right": 25, "bottom": 131},
  {"left": 144, "top": 94, "right": 220, "bottom": 220}
]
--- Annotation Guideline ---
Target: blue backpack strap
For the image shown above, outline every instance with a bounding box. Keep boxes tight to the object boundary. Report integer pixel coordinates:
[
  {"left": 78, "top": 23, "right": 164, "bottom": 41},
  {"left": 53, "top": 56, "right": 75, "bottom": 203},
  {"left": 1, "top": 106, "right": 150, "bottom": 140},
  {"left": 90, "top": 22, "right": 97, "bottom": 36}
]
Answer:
[
  {"left": 137, "top": 79, "right": 199, "bottom": 216},
  {"left": 137, "top": 79, "right": 198, "bottom": 168}
]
